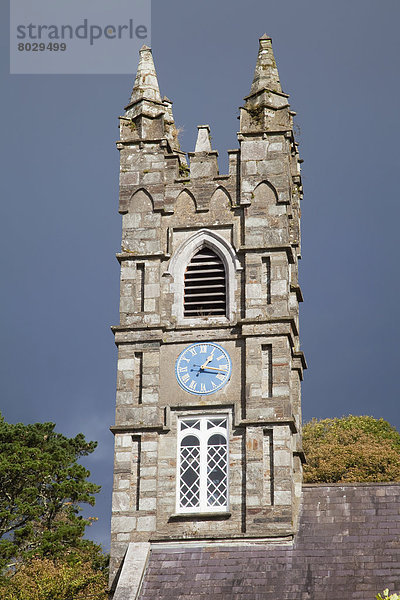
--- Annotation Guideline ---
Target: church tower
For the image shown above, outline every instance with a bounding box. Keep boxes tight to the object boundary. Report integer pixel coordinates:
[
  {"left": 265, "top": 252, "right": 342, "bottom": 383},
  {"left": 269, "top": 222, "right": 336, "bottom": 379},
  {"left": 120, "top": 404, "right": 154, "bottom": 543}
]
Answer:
[{"left": 109, "top": 36, "right": 306, "bottom": 596}]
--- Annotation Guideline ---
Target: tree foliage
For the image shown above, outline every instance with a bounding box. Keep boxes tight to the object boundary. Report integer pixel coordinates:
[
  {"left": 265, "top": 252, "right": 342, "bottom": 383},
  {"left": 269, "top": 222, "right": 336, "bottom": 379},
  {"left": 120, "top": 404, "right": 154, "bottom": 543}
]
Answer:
[
  {"left": 377, "top": 590, "right": 400, "bottom": 600},
  {"left": 0, "top": 551, "right": 108, "bottom": 600},
  {"left": 0, "top": 413, "right": 101, "bottom": 571},
  {"left": 303, "top": 415, "right": 400, "bottom": 484}
]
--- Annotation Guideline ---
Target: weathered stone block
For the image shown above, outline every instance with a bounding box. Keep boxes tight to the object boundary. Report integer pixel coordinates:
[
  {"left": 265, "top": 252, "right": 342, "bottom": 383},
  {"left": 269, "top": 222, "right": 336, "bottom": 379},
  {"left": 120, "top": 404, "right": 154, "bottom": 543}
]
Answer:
[
  {"left": 137, "top": 516, "right": 156, "bottom": 532},
  {"left": 112, "top": 492, "right": 130, "bottom": 512},
  {"left": 112, "top": 516, "right": 137, "bottom": 533}
]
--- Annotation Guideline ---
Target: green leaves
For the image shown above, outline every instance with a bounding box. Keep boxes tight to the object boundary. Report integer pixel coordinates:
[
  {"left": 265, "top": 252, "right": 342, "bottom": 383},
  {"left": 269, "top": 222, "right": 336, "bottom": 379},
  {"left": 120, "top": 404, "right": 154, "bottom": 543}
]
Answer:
[
  {"left": 303, "top": 416, "right": 400, "bottom": 484},
  {"left": 0, "top": 552, "right": 108, "bottom": 600},
  {"left": 0, "top": 414, "right": 100, "bottom": 571},
  {"left": 377, "top": 589, "right": 400, "bottom": 600}
]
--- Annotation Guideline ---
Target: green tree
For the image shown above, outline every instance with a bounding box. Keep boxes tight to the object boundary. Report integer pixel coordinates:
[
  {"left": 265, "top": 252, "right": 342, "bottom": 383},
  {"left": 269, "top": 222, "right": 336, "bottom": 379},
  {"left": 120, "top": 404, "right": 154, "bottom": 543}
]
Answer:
[
  {"left": 303, "top": 415, "right": 400, "bottom": 484},
  {"left": 0, "top": 553, "right": 108, "bottom": 600},
  {"left": 377, "top": 590, "right": 400, "bottom": 600},
  {"left": 0, "top": 413, "right": 101, "bottom": 571}
]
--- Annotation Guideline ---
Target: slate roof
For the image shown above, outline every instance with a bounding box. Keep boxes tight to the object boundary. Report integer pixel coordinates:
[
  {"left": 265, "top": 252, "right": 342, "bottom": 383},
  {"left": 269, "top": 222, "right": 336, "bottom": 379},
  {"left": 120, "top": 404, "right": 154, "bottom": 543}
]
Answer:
[{"left": 139, "top": 483, "right": 400, "bottom": 600}]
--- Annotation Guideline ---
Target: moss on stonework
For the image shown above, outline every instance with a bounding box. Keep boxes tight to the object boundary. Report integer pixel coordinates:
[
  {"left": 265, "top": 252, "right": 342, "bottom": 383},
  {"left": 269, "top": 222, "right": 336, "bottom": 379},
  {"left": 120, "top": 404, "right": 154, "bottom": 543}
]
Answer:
[
  {"left": 247, "top": 105, "right": 264, "bottom": 125},
  {"left": 179, "top": 164, "right": 189, "bottom": 177}
]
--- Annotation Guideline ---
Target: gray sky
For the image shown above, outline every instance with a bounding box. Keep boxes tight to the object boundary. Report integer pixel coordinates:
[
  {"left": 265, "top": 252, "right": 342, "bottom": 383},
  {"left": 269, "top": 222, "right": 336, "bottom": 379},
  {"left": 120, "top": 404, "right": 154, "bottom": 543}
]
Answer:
[{"left": 1, "top": 0, "right": 400, "bottom": 550}]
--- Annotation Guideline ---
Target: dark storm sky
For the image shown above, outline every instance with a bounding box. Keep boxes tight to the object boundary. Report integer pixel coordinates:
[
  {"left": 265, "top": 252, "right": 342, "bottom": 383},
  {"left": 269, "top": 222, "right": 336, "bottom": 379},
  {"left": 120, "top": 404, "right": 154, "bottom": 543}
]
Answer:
[{"left": 1, "top": 0, "right": 400, "bottom": 550}]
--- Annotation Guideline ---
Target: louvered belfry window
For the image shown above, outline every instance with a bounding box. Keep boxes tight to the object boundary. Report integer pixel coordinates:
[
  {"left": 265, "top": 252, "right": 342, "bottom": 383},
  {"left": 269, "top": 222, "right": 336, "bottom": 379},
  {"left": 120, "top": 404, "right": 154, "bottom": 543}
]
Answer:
[{"left": 184, "top": 247, "right": 226, "bottom": 317}]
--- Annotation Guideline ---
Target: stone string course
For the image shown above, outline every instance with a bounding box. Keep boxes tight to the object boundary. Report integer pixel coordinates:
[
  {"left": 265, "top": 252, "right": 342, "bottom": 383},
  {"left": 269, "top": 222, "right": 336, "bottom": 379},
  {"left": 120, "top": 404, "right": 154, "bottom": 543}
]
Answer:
[{"left": 138, "top": 484, "right": 400, "bottom": 600}]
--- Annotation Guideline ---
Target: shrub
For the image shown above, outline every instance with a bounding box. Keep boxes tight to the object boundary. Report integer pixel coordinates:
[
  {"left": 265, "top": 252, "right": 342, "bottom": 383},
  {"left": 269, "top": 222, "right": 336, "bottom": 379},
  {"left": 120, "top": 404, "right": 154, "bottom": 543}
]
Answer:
[{"left": 303, "top": 416, "right": 400, "bottom": 484}]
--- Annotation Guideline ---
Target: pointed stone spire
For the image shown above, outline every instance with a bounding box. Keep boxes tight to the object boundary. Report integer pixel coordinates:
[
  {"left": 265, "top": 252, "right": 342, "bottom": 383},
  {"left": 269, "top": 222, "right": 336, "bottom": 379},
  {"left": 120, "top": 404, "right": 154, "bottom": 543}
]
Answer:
[
  {"left": 194, "top": 125, "right": 212, "bottom": 152},
  {"left": 129, "top": 45, "right": 162, "bottom": 105},
  {"left": 123, "top": 45, "right": 166, "bottom": 140},
  {"left": 248, "top": 34, "right": 282, "bottom": 97},
  {"left": 240, "top": 36, "right": 291, "bottom": 137}
]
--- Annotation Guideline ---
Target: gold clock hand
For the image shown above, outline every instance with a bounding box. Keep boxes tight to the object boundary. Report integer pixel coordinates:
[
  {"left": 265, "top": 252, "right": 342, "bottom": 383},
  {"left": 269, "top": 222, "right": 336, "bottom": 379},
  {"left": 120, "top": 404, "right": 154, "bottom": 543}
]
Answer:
[
  {"left": 202, "top": 366, "right": 228, "bottom": 372},
  {"left": 200, "top": 352, "right": 214, "bottom": 370}
]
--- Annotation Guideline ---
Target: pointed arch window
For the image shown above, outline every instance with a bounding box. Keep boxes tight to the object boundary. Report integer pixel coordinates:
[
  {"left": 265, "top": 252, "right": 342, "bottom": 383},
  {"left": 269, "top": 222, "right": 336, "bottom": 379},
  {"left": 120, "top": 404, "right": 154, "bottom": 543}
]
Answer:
[
  {"left": 183, "top": 247, "right": 226, "bottom": 317},
  {"left": 166, "top": 228, "right": 241, "bottom": 323}
]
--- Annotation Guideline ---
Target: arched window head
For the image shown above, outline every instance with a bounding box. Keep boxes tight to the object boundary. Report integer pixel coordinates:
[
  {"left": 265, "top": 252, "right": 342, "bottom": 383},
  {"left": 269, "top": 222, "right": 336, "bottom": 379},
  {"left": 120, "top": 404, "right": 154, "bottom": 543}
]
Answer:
[
  {"left": 184, "top": 247, "right": 226, "bottom": 317},
  {"left": 166, "top": 229, "right": 242, "bottom": 324}
]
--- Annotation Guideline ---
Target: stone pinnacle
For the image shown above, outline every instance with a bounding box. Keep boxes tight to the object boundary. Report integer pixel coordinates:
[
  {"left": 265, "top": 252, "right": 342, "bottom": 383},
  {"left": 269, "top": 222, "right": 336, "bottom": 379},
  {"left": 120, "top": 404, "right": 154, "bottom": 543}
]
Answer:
[
  {"left": 130, "top": 46, "right": 162, "bottom": 105},
  {"left": 249, "top": 35, "right": 282, "bottom": 96},
  {"left": 194, "top": 125, "right": 212, "bottom": 152}
]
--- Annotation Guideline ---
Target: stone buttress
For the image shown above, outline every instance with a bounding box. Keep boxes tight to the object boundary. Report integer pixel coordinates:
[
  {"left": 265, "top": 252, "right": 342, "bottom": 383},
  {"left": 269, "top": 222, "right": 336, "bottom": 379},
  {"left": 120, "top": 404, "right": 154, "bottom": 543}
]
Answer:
[{"left": 109, "top": 37, "right": 306, "bottom": 598}]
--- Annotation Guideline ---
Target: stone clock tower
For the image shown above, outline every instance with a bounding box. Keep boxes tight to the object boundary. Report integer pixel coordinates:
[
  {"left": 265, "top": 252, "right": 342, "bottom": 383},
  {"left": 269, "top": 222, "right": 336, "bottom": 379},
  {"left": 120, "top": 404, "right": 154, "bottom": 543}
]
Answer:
[{"left": 109, "top": 35, "right": 306, "bottom": 598}]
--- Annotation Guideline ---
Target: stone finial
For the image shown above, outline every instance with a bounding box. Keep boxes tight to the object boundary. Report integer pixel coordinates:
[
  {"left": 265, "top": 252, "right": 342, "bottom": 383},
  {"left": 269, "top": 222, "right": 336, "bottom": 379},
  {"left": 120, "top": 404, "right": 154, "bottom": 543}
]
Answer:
[
  {"left": 163, "top": 96, "right": 182, "bottom": 153},
  {"left": 248, "top": 34, "right": 282, "bottom": 96},
  {"left": 189, "top": 125, "right": 218, "bottom": 178},
  {"left": 162, "top": 96, "right": 174, "bottom": 126},
  {"left": 194, "top": 125, "right": 212, "bottom": 152},
  {"left": 130, "top": 46, "right": 162, "bottom": 105}
]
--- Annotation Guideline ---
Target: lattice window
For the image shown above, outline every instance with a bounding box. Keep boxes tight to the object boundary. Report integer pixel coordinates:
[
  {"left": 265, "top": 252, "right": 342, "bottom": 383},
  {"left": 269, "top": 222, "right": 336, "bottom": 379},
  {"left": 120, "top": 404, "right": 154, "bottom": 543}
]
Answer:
[
  {"left": 183, "top": 247, "right": 226, "bottom": 317},
  {"left": 177, "top": 415, "right": 229, "bottom": 513}
]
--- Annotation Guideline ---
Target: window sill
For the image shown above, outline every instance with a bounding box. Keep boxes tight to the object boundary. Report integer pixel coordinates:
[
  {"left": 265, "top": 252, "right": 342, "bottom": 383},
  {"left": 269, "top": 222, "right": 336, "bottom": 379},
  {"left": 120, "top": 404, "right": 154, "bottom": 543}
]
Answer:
[
  {"left": 174, "top": 317, "right": 233, "bottom": 329},
  {"left": 169, "top": 511, "right": 231, "bottom": 521}
]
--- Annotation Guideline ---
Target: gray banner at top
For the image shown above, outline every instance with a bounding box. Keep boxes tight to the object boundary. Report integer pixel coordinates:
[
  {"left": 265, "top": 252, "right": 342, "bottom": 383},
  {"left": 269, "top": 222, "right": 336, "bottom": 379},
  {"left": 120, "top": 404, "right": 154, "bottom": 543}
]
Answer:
[{"left": 10, "top": 0, "right": 151, "bottom": 74}]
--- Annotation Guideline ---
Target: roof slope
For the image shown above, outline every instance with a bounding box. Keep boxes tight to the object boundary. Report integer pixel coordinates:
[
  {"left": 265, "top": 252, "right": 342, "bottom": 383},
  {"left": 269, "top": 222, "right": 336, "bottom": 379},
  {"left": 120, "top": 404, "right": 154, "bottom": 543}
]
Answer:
[{"left": 139, "top": 483, "right": 400, "bottom": 600}]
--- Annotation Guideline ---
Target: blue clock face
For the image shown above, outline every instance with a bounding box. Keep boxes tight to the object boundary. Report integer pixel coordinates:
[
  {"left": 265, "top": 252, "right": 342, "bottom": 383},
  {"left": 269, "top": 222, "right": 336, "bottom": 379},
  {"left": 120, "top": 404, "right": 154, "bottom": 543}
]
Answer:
[{"left": 175, "top": 342, "right": 232, "bottom": 395}]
